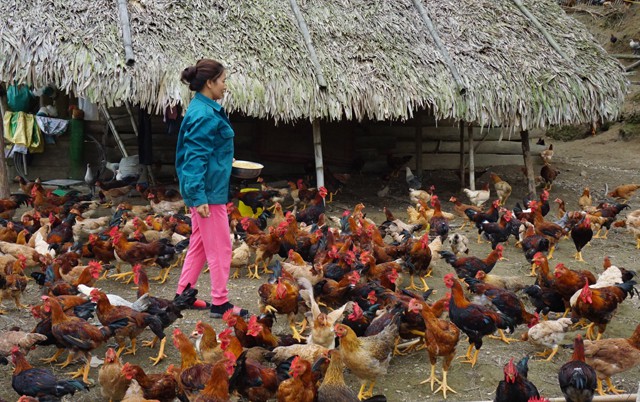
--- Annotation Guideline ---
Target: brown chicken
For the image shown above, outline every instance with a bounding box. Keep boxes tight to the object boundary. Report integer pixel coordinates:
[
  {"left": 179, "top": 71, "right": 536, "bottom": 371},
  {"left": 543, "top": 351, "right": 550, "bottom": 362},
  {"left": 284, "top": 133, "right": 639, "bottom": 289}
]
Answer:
[
  {"left": 99, "top": 348, "right": 131, "bottom": 402},
  {"left": 121, "top": 363, "right": 180, "bottom": 402},
  {"left": 409, "top": 298, "right": 459, "bottom": 399},
  {"left": 110, "top": 228, "right": 175, "bottom": 282},
  {"left": 43, "top": 295, "right": 128, "bottom": 384},
  {"left": 530, "top": 201, "right": 565, "bottom": 259},
  {"left": 246, "top": 225, "right": 284, "bottom": 279},
  {"left": 97, "top": 183, "right": 134, "bottom": 206},
  {"left": 448, "top": 196, "right": 482, "bottom": 230},
  {"left": 584, "top": 323, "right": 640, "bottom": 395},
  {"left": 490, "top": 173, "right": 512, "bottom": 206},
  {"left": 59, "top": 260, "right": 102, "bottom": 286},
  {"left": 403, "top": 233, "right": 432, "bottom": 291},
  {"left": 276, "top": 356, "right": 316, "bottom": 402},
  {"left": 229, "top": 350, "right": 279, "bottom": 402},
  {"left": 89, "top": 289, "right": 164, "bottom": 356},
  {"left": 551, "top": 263, "right": 597, "bottom": 313},
  {"left": 540, "top": 164, "right": 559, "bottom": 190},
  {"left": 258, "top": 262, "right": 302, "bottom": 341},
  {"left": 579, "top": 187, "right": 592, "bottom": 211},
  {"left": 570, "top": 280, "right": 637, "bottom": 340},
  {"left": 334, "top": 318, "right": 399, "bottom": 400},
  {"left": 606, "top": 184, "right": 640, "bottom": 203},
  {"left": 172, "top": 328, "right": 214, "bottom": 400},
  {"left": 192, "top": 352, "right": 236, "bottom": 402},
  {"left": 223, "top": 310, "right": 279, "bottom": 349},
  {"left": 191, "top": 321, "right": 223, "bottom": 364}
]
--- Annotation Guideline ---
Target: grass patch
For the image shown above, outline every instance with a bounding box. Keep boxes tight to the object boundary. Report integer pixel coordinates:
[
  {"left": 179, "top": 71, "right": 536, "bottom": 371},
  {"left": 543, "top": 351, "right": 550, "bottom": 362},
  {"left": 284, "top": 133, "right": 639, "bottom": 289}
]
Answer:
[
  {"left": 631, "top": 92, "right": 640, "bottom": 104},
  {"left": 625, "top": 112, "right": 640, "bottom": 124},
  {"left": 546, "top": 124, "right": 590, "bottom": 141},
  {"left": 619, "top": 123, "right": 640, "bottom": 141}
]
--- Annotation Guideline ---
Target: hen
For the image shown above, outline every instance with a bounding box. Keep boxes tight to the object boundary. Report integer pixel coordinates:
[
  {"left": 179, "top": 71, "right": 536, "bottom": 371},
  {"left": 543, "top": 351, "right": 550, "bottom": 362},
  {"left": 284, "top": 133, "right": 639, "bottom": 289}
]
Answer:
[
  {"left": 583, "top": 323, "right": 640, "bottom": 395},
  {"left": 121, "top": 363, "right": 180, "bottom": 402},
  {"left": 625, "top": 209, "right": 640, "bottom": 249},
  {"left": 606, "top": 183, "right": 640, "bottom": 203},
  {"left": 408, "top": 298, "right": 459, "bottom": 399},
  {"left": 317, "top": 349, "right": 387, "bottom": 402},
  {"left": 276, "top": 356, "right": 316, "bottom": 402},
  {"left": 523, "top": 315, "right": 573, "bottom": 361},
  {"left": 448, "top": 196, "right": 482, "bottom": 230},
  {"left": 444, "top": 274, "right": 514, "bottom": 367},
  {"left": 334, "top": 317, "right": 399, "bottom": 400},
  {"left": 190, "top": 321, "right": 223, "bottom": 364},
  {"left": 463, "top": 182, "right": 491, "bottom": 207},
  {"left": 99, "top": 348, "right": 131, "bottom": 402},
  {"left": 0, "top": 329, "right": 47, "bottom": 364},
  {"left": 258, "top": 261, "right": 302, "bottom": 341},
  {"left": 558, "top": 335, "right": 597, "bottom": 402},
  {"left": 439, "top": 245, "right": 503, "bottom": 280},
  {"left": 540, "top": 164, "right": 559, "bottom": 190},
  {"left": 490, "top": 173, "right": 512, "bottom": 206},
  {"left": 571, "top": 216, "right": 593, "bottom": 262}
]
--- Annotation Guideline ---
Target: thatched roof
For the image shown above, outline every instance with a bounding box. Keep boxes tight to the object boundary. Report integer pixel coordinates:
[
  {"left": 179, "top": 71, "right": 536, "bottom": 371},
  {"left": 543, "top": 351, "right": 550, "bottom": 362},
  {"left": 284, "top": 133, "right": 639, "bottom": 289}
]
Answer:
[{"left": 0, "top": 0, "right": 628, "bottom": 128}]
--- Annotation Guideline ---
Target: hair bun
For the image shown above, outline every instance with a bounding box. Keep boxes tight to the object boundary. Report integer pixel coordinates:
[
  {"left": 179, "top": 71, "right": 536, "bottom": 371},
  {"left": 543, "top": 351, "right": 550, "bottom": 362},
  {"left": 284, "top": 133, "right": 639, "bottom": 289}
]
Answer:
[{"left": 180, "top": 66, "right": 198, "bottom": 84}]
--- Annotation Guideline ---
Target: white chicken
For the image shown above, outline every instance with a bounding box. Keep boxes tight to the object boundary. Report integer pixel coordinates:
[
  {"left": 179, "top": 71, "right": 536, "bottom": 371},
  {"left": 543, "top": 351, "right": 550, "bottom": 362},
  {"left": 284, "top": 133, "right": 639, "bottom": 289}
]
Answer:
[
  {"left": 524, "top": 316, "right": 573, "bottom": 361},
  {"left": 463, "top": 183, "right": 490, "bottom": 207},
  {"left": 230, "top": 240, "right": 253, "bottom": 279},
  {"left": 447, "top": 233, "right": 469, "bottom": 256},
  {"left": 299, "top": 278, "right": 349, "bottom": 349},
  {"left": 625, "top": 209, "right": 640, "bottom": 249},
  {"left": 77, "top": 284, "right": 150, "bottom": 311}
]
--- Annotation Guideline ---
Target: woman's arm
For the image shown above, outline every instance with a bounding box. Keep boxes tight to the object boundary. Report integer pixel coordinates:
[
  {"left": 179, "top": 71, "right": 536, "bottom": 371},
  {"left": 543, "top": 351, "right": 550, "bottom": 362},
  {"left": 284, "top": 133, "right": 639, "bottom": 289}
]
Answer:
[{"left": 180, "top": 115, "right": 216, "bottom": 208}]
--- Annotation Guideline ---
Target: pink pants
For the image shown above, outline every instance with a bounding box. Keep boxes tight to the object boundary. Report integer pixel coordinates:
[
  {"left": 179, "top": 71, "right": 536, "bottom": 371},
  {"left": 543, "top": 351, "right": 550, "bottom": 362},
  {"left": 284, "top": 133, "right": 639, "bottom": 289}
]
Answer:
[{"left": 176, "top": 204, "right": 231, "bottom": 305}]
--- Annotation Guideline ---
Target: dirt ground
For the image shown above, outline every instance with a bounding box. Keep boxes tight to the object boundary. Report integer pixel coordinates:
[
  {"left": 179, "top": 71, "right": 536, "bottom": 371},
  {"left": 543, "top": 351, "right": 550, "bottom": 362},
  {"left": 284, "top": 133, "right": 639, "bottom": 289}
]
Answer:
[{"left": 2, "top": 8, "right": 640, "bottom": 402}]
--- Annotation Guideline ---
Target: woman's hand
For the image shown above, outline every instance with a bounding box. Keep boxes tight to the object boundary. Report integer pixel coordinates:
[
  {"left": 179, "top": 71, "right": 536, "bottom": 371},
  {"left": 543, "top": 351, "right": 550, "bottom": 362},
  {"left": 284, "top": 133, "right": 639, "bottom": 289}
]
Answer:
[{"left": 196, "top": 204, "right": 210, "bottom": 218}]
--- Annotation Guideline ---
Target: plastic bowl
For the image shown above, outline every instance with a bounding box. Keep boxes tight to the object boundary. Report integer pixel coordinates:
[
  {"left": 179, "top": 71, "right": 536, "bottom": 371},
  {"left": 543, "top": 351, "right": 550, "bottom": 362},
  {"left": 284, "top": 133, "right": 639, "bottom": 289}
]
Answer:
[{"left": 231, "top": 160, "right": 264, "bottom": 179}]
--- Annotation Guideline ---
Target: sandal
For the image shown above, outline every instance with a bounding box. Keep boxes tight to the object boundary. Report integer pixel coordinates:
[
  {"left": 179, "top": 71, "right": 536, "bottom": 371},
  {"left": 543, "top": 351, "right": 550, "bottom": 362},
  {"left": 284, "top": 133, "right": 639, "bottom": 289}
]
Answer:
[{"left": 210, "top": 302, "right": 249, "bottom": 319}]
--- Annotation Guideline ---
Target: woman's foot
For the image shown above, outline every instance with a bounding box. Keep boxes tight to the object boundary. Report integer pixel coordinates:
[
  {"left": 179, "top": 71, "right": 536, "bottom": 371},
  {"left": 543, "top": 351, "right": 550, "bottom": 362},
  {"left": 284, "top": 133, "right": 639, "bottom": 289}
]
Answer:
[{"left": 210, "top": 302, "right": 249, "bottom": 318}]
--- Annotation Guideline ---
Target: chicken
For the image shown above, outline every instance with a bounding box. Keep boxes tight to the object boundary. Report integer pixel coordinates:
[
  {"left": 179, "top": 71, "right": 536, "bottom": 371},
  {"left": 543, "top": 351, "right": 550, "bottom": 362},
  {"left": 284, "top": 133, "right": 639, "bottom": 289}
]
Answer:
[
  {"left": 447, "top": 196, "right": 482, "bottom": 230},
  {"left": 558, "top": 335, "right": 597, "bottom": 402},
  {"left": 72, "top": 214, "right": 109, "bottom": 242},
  {"left": 570, "top": 280, "right": 637, "bottom": 340},
  {"left": 571, "top": 217, "right": 593, "bottom": 262},
  {"left": 474, "top": 270, "right": 530, "bottom": 293},
  {"left": 298, "top": 278, "right": 349, "bottom": 349},
  {"left": 583, "top": 323, "right": 640, "bottom": 395},
  {"left": 405, "top": 167, "right": 422, "bottom": 189},
  {"left": 578, "top": 187, "right": 592, "bottom": 211},
  {"left": 110, "top": 228, "right": 176, "bottom": 283},
  {"left": 121, "top": 379, "right": 161, "bottom": 402},
  {"left": 552, "top": 263, "right": 597, "bottom": 310},
  {"left": 524, "top": 315, "right": 573, "bottom": 361},
  {"left": 0, "top": 329, "right": 47, "bottom": 363},
  {"left": 193, "top": 352, "right": 236, "bottom": 402},
  {"left": 463, "top": 182, "right": 490, "bottom": 207},
  {"left": 480, "top": 209, "right": 515, "bottom": 250},
  {"left": 133, "top": 265, "right": 198, "bottom": 364},
  {"left": 97, "top": 183, "right": 133, "bottom": 206},
  {"left": 99, "top": 348, "right": 131, "bottom": 402},
  {"left": 439, "top": 245, "right": 503, "bottom": 280},
  {"left": 77, "top": 284, "right": 151, "bottom": 311},
  {"left": 121, "top": 363, "right": 180, "bottom": 402},
  {"left": 625, "top": 209, "right": 640, "bottom": 249},
  {"left": 466, "top": 199, "right": 501, "bottom": 243},
  {"left": 444, "top": 274, "right": 514, "bottom": 367},
  {"left": 494, "top": 357, "right": 540, "bottom": 402},
  {"left": 447, "top": 233, "right": 469, "bottom": 256},
  {"left": 378, "top": 207, "right": 423, "bottom": 240},
  {"left": 90, "top": 289, "right": 164, "bottom": 356},
  {"left": 228, "top": 350, "right": 279, "bottom": 402},
  {"left": 0, "top": 258, "right": 29, "bottom": 311},
  {"left": 334, "top": 316, "right": 399, "bottom": 400},
  {"left": 408, "top": 298, "right": 459, "bottom": 399},
  {"left": 258, "top": 262, "right": 302, "bottom": 341},
  {"left": 43, "top": 295, "right": 128, "bottom": 383},
  {"left": 540, "top": 143, "right": 554, "bottom": 164},
  {"left": 409, "top": 186, "right": 432, "bottom": 206},
  {"left": 190, "top": 321, "right": 223, "bottom": 364},
  {"left": 60, "top": 260, "right": 102, "bottom": 287},
  {"left": 276, "top": 355, "right": 316, "bottom": 402},
  {"left": 172, "top": 328, "right": 214, "bottom": 400},
  {"left": 490, "top": 173, "right": 512, "bottom": 206},
  {"left": 245, "top": 225, "right": 283, "bottom": 279},
  {"left": 429, "top": 195, "right": 450, "bottom": 239},
  {"left": 10, "top": 347, "right": 88, "bottom": 400},
  {"left": 607, "top": 184, "right": 640, "bottom": 203},
  {"left": 230, "top": 240, "right": 252, "bottom": 279},
  {"left": 147, "top": 193, "right": 185, "bottom": 215},
  {"left": 0, "top": 193, "right": 31, "bottom": 219},
  {"left": 540, "top": 164, "right": 559, "bottom": 190},
  {"left": 267, "top": 343, "right": 328, "bottom": 366},
  {"left": 521, "top": 226, "right": 551, "bottom": 276}
]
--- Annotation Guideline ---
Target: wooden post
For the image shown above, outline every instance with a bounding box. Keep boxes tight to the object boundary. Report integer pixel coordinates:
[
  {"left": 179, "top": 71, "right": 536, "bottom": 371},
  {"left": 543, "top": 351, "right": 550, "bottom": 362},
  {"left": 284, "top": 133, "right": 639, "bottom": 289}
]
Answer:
[
  {"left": 468, "top": 124, "right": 475, "bottom": 190},
  {"left": 0, "top": 86, "right": 12, "bottom": 198},
  {"left": 625, "top": 59, "right": 640, "bottom": 72},
  {"left": 415, "top": 113, "right": 423, "bottom": 175},
  {"left": 521, "top": 130, "right": 537, "bottom": 197},
  {"left": 459, "top": 121, "right": 465, "bottom": 190},
  {"left": 312, "top": 119, "right": 325, "bottom": 191},
  {"left": 117, "top": 0, "right": 135, "bottom": 66}
]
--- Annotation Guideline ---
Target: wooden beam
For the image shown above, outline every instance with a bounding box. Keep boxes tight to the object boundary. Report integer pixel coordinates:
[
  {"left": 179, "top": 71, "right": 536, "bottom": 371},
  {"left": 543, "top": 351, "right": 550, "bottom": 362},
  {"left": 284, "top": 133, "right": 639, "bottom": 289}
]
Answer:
[
  {"left": 415, "top": 113, "right": 423, "bottom": 175},
  {"left": 288, "top": 0, "right": 327, "bottom": 89},
  {"left": 312, "top": 119, "right": 325, "bottom": 192},
  {"left": 117, "top": 0, "right": 135, "bottom": 66},
  {"left": 468, "top": 124, "right": 475, "bottom": 190},
  {"left": 611, "top": 54, "right": 640, "bottom": 60},
  {"left": 459, "top": 122, "right": 465, "bottom": 190},
  {"left": 625, "top": 59, "right": 640, "bottom": 72},
  {"left": 521, "top": 130, "right": 537, "bottom": 197},
  {"left": 0, "top": 85, "right": 12, "bottom": 198},
  {"left": 411, "top": 0, "right": 467, "bottom": 94}
]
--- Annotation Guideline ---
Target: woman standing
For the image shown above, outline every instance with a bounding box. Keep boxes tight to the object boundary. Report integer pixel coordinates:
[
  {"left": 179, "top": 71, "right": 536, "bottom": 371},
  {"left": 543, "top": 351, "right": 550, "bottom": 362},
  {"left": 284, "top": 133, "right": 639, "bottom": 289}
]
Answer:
[{"left": 175, "top": 59, "right": 248, "bottom": 318}]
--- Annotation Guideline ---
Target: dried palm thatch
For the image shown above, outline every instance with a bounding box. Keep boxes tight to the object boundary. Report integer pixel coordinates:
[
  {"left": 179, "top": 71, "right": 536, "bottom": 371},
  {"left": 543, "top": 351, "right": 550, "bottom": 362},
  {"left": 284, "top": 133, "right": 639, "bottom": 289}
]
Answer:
[{"left": 0, "top": 0, "right": 628, "bottom": 128}]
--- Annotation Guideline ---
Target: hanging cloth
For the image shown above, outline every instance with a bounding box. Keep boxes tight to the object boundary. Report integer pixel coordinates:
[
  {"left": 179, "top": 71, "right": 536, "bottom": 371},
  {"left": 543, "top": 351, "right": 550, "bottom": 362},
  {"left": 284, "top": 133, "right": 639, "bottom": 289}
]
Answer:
[
  {"left": 137, "top": 107, "right": 153, "bottom": 165},
  {"left": 3, "top": 111, "right": 44, "bottom": 155}
]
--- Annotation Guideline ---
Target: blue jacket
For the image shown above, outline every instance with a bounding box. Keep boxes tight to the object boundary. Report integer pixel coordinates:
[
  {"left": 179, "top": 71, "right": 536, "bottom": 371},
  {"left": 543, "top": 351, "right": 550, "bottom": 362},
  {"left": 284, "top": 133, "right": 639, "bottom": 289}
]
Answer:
[{"left": 176, "top": 93, "right": 234, "bottom": 207}]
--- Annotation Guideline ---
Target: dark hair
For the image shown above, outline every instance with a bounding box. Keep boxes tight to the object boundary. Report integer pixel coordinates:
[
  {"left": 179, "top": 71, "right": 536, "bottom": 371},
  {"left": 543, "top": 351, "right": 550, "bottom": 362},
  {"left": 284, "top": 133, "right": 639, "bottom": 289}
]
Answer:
[{"left": 180, "top": 59, "right": 225, "bottom": 92}]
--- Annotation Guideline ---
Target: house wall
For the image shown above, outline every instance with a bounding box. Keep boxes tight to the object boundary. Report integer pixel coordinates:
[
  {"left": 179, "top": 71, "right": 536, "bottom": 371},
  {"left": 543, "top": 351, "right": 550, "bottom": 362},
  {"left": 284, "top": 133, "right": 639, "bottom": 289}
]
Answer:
[{"left": 16, "top": 105, "right": 544, "bottom": 182}]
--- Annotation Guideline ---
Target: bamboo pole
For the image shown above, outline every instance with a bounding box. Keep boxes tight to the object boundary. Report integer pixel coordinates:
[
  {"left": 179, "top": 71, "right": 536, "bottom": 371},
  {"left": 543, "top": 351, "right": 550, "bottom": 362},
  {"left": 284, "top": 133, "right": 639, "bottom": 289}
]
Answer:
[
  {"left": 521, "top": 130, "right": 536, "bottom": 197},
  {"left": 411, "top": 0, "right": 467, "bottom": 94},
  {"left": 312, "top": 119, "right": 325, "bottom": 194},
  {"left": 0, "top": 85, "right": 12, "bottom": 198},
  {"left": 288, "top": 0, "right": 327, "bottom": 89},
  {"left": 468, "top": 124, "right": 475, "bottom": 190},
  {"left": 459, "top": 121, "right": 465, "bottom": 190},
  {"left": 474, "top": 394, "right": 636, "bottom": 402},
  {"left": 415, "top": 113, "right": 423, "bottom": 175},
  {"left": 100, "top": 105, "right": 129, "bottom": 157},
  {"left": 625, "top": 59, "right": 640, "bottom": 71},
  {"left": 510, "top": 0, "right": 573, "bottom": 66},
  {"left": 117, "top": 0, "right": 135, "bottom": 66},
  {"left": 611, "top": 54, "right": 640, "bottom": 59}
]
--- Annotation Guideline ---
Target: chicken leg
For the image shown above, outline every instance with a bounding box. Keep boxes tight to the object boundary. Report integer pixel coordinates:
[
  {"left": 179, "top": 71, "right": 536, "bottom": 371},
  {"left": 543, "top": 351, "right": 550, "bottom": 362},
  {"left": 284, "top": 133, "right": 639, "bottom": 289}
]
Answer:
[
  {"left": 433, "top": 369, "right": 457, "bottom": 399},
  {"left": 458, "top": 345, "right": 479, "bottom": 367},
  {"left": 122, "top": 338, "right": 138, "bottom": 356},
  {"left": 40, "top": 348, "right": 64, "bottom": 364},
  {"left": 529, "top": 263, "right": 538, "bottom": 277},
  {"left": 405, "top": 275, "right": 419, "bottom": 291},
  {"left": 419, "top": 277, "right": 430, "bottom": 291},
  {"left": 148, "top": 338, "right": 167, "bottom": 366},
  {"left": 68, "top": 355, "right": 92, "bottom": 385},
  {"left": 489, "top": 329, "right": 520, "bottom": 344},
  {"left": 109, "top": 271, "right": 135, "bottom": 283},
  {"left": 543, "top": 345, "right": 559, "bottom": 361},
  {"left": 596, "top": 379, "right": 606, "bottom": 396},
  {"left": 635, "top": 238, "right": 640, "bottom": 249},
  {"left": 420, "top": 364, "right": 441, "bottom": 391},
  {"left": 547, "top": 245, "right": 556, "bottom": 260},
  {"left": 605, "top": 377, "right": 624, "bottom": 394},
  {"left": 56, "top": 352, "right": 76, "bottom": 368}
]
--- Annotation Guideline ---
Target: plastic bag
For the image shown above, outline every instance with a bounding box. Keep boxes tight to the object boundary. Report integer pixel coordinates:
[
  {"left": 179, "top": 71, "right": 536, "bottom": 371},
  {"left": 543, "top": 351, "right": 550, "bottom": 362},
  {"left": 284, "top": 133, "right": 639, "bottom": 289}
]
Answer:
[{"left": 6, "top": 84, "right": 34, "bottom": 112}]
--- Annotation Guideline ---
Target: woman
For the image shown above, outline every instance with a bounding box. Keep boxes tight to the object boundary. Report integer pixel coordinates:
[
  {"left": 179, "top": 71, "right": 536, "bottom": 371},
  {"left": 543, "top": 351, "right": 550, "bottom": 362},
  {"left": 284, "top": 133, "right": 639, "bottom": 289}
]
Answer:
[{"left": 175, "top": 59, "right": 248, "bottom": 318}]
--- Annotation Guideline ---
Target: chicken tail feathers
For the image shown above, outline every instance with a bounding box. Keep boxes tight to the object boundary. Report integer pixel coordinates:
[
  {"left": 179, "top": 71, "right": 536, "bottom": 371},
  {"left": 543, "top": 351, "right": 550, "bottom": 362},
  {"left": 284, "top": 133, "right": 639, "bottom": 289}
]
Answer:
[
  {"left": 496, "top": 312, "right": 516, "bottom": 334},
  {"left": 101, "top": 317, "right": 130, "bottom": 339},
  {"left": 616, "top": 280, "right": 638, "bottom": 299},
  {"left": 173, "top": 285, "right": 199, "bottom": 310},
  {"left": 143, "top": 314, "right": 166, "bottom": 339},
  {"left": 438, "top": 250, "right": 457, "bottom": 265}
]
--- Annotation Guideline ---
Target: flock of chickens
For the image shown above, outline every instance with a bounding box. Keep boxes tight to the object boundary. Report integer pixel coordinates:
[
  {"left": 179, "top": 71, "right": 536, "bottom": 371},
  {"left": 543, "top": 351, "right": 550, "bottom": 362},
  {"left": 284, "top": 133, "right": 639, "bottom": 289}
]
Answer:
[{"left": 0, "top": 155, "right": 639, "bottom": 402}]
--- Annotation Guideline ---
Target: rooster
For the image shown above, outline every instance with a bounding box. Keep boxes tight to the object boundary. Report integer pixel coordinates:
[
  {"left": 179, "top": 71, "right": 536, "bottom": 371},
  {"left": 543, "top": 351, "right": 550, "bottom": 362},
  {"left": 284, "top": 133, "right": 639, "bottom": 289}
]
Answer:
[
  {"left": 558, "top": 335, "right": 597, "bottom": 402},
  {"left": 494, "top": 357, "right": 540, "bottom": 402},
  {"left": 439, "top": 245, "right": 503, "bottom": 280}
]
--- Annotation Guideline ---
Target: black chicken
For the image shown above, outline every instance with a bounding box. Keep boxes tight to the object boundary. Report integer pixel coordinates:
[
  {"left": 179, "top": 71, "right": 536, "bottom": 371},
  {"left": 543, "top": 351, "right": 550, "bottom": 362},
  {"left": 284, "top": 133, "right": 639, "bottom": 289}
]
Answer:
[
  {"left": 558, "top": 335, "right": 597, "bottom": 402},
  {"left": 494, "top": 356, "right": 539, "bottom": 402}
]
